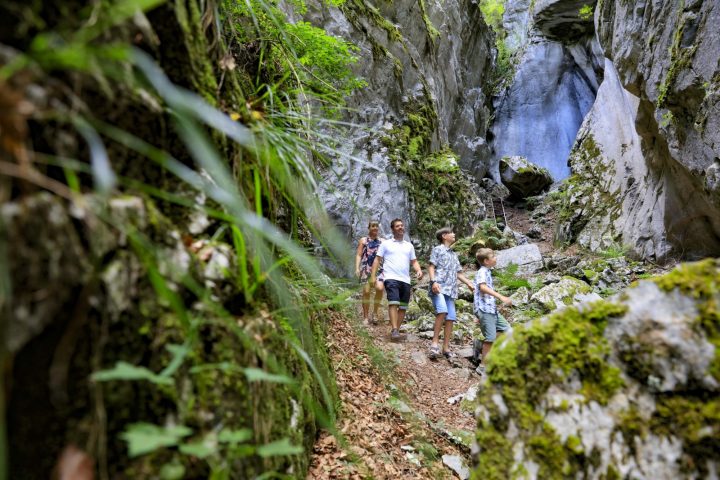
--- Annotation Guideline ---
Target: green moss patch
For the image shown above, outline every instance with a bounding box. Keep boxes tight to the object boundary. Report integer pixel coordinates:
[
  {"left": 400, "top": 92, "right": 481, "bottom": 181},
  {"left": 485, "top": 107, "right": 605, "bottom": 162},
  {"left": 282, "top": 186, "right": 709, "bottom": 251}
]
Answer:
[
  {"left": 473, "top": 300, "right": 628, "bottom": 478},
  {"left": 653, "top": 259, "right": 720, "bottom": 380},
  {"left": 381, "top": 101, "right": 484, "bottom": 247}
]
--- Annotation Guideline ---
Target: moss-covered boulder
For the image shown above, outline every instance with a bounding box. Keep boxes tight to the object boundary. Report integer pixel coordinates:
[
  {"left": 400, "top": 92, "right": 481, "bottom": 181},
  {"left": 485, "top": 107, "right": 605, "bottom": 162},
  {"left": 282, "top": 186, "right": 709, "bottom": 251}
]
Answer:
[
  {"left": 500, "top": 156, "right": 554, "bottom": 199},
  {"left": 529, "top": 276, "right": 598, "bottom": 312},
  {"left": 472, "top": 259, "right": 720, "bottom": 479},
  {"left": 454, "top": 220, "right": 517, "bottom": 265}
]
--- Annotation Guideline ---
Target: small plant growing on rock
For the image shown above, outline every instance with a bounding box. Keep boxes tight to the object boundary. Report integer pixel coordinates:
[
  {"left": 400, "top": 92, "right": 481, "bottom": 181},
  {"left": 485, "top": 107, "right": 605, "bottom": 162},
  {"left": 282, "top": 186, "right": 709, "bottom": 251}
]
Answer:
[
  {"left": 579, "top": 4, "right": 593, "bottom": 20},
  {"left": 598, "top": 242, "right": 629, "bottom": 259}
]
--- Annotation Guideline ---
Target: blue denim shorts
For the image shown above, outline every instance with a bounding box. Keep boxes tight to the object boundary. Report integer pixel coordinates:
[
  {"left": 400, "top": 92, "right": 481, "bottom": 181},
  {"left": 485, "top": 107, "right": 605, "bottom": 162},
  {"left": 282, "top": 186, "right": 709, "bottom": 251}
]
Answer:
[
  {"left": 477, "top": 311, "right": 509, "bottom": 342},
  {"left": 430, "top": 293, "right": 456, "bottom": 321}
]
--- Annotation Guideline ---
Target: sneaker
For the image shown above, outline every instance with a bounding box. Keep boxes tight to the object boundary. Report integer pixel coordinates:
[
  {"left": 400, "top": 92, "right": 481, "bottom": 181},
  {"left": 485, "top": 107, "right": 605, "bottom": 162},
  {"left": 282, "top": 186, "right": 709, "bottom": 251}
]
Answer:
[
  {"left": 390, "top": 329, "right": 401, "bottom": 342},
  {"left": 443, "top": 350, "right": 457, "bottom": 360},
  {"left": 428, "top": 345, "right": 441, "bottom": 360},
  {"left": 475, "top": 364, "right": 485, "bottom": 376}
]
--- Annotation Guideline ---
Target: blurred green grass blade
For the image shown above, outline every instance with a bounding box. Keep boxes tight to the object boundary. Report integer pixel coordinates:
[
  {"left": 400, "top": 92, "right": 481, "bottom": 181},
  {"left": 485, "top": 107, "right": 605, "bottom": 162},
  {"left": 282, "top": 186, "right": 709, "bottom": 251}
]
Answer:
[
  {"left": 76, "top": 0, "right": 167, "bottom": 43},
  {"left": 73, "top": 117, "right": 116, "bottom": 194},
  {"left": 256, "top": 438, "right": 303, "bottom": 458},
  {"left": 160, "top": 344, "right": 191, "bottom": 378},
  {"left": 132, "top": 50, "right": 256, "bottom": 150},
  {"left": 243, "top": 368, "right": 294, "bottom": 384}
]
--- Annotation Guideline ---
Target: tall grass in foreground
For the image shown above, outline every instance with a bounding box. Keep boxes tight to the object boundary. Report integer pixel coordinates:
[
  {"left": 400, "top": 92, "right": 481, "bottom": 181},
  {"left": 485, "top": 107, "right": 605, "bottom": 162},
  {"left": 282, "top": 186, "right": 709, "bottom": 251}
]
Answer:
[{"left": 0, "top": 0, "right": 365, "bottom": 476}]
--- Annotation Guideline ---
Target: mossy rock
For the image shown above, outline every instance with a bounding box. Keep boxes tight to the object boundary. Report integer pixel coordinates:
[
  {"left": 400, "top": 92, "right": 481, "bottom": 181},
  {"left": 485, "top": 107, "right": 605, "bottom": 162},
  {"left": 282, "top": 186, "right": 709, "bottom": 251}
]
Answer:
[
  {"left": 472, "top": 260, "right": 720, "bottom": 478},
  {"left": 454, "top": 221, "right": 516, "bottom": 264},
  {"left": 529, "top": 276, "right": 596, "bottom": 312},
  {"left": 413, "top": 287, "right": 434, "bottom": 312}
]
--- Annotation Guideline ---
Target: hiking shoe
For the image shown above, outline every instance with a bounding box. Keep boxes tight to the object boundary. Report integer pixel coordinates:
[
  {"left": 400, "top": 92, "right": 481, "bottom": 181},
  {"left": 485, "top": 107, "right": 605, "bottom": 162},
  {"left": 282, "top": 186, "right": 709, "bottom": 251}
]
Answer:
[
  {"left": 390, "top": 329, "right": 401, "bottom": 342},
  {"left": 428, "top": 345, "right": 441, "bottom": 360},
  {"left": 475, "top": 364, "right": 485, "bottom": 376},
  {"left": 443, "top": 350, "right": 457, "bottom": 360}
]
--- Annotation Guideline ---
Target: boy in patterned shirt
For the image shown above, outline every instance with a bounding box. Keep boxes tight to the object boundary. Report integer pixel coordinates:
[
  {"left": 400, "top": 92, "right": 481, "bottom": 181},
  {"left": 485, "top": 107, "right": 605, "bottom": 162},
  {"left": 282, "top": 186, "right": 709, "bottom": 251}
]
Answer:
[
  {"left": 427, "top": 227, "right": 474, "bottom": 360},
  {"left": 473, "top": 248, "right": 512, "bottom": 375}
]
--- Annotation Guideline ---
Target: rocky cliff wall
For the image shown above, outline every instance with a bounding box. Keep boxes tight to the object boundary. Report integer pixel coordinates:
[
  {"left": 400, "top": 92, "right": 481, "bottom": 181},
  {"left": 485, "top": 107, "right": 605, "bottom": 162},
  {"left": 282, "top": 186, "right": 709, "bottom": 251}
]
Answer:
[
  {"left": 558, "top": 0, "right": 720, "bottom": 260},
  {"left": 0, "top": 1, "right": 339, "bottom": 477},
  {"left": 490, "top": 0, "right": 603, "bottom": 182},
  {"left": 303, "top": 0, "right": 494, "bottom": 242},
  {"left": 555, "top": 60, "right": 672, "bottom": 258}
]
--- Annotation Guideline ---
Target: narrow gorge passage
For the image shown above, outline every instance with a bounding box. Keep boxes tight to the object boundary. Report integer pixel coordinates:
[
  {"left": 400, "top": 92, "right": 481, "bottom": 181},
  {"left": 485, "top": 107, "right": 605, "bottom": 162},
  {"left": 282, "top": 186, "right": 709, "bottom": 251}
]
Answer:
[{"left": 307, "top": 203, "right": 553, "bottom": 479}]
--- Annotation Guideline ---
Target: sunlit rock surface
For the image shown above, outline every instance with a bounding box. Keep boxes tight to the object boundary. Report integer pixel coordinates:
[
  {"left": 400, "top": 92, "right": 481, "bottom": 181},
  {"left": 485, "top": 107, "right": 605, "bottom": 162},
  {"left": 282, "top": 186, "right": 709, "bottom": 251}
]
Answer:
[{"left": 559, "top": 0, "right": 720, "bottom": 260}]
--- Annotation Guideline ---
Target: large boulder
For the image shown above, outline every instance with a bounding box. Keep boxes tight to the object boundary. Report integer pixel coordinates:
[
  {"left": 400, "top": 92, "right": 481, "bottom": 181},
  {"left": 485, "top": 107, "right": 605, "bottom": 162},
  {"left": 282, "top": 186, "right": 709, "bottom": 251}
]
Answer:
[
  {"left": 530, "top": 276, "right": 599, "bottom": 312},
  {"left": 500, "top": 156, "right": 554, "bottom": 198},
  {"left": 472, "top": 259, "right": 720, "bottom": 479},
  {"left": 532, "top": 0, "right": 596, "bottom": 41},
  {"left": 496, "top": 243, "right": 544, "bottom": 276}
]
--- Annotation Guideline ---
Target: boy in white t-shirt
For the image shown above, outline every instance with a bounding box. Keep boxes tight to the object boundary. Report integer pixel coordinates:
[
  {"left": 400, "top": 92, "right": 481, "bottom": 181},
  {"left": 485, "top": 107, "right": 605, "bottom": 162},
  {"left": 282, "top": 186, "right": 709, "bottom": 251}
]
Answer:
[{"left": 370, "top": 218, "right": 423, "bottom": 341}]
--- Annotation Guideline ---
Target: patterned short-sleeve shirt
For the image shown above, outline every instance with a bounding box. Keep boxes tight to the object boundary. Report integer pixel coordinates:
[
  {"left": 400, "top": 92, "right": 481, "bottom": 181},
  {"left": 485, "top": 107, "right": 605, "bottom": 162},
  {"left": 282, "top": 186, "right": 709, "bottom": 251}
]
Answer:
[
  {"left": 429, "top": 245, "right": 462, "bottom": 299},
  {"left": 474, "top": 266, "right": 496, "bottom": 314}
]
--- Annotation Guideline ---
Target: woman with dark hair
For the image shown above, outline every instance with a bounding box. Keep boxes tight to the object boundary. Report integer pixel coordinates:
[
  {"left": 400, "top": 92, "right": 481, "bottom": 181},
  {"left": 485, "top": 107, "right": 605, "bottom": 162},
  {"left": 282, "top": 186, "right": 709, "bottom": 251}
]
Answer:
[{"left": 355, "top": 221, "right": 385, "bottom": 324}]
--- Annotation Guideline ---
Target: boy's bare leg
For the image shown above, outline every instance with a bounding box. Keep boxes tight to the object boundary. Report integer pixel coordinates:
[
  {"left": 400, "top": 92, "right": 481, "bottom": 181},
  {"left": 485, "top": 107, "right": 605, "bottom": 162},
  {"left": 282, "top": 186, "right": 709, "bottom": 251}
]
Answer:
[
  {"left": 481, "top": 341, "right": 493, "bottom": 364},
  {"left": 482, "top": 329, "right": 504, "bottom": 363},
  {"left": 431, "top": 313, "right": 447, "bottom": 347},
  {"left": 442, "top": 320, "right": 453, "bottom": 352}
]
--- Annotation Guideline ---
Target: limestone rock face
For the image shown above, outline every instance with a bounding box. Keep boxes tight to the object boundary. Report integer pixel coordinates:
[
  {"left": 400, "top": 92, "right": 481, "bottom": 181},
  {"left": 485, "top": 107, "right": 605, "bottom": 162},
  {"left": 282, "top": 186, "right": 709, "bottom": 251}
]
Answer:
[
  {"left": 554, "top": 59, "right": 673, "bottom": 258},
  {"left": 495, "top": 243, "right": 544, "bottom": 275},
  {"left": 1, "top": 194, "right": 92, "bottom": 353},
  {"left": 489, "top": 0, "right": 604, "bottom": 181},
  {"left": 530, "top": 276, "right": 597, "bottom": 311},
  {"left": 303, "top": 0, "right": 494, "bottom": 241},
  {"left": 559, "top": 0, "right": 720, "bottom": 260},
  {"left": 473, "top": 260, "right": 720, "bottom": 479},
  {"left": 500, "top": 155, "right": 553, "bottom": 198}
]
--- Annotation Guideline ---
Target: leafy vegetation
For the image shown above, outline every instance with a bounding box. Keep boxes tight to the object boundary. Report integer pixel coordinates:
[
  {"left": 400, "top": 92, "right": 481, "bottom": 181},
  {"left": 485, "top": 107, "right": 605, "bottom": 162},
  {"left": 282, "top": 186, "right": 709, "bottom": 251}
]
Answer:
[
  {"left": 493, "top": 263, "right": 531, "bottom": 292},
  {"left": 477, "top": 0, "right": 518, "bottom": 93},
  {"left": 478, "top": 0, "right": 505, "bottom": 31},
  {"left": 0, "top": 0, "right": 368, "bottom": 477},
  {"left": 222, "top": 0, "right": 365, "bottom": 107},
  {"left": 381, "top": 101, "right": 485, "bottom": 248}
]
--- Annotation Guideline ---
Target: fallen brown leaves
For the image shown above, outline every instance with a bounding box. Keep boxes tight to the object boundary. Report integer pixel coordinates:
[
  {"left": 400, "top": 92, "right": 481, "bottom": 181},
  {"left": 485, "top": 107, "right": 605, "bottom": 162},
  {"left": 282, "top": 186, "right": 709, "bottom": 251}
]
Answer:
[{"left": 307, "top": 310, "right": 463, "bottom": 479}]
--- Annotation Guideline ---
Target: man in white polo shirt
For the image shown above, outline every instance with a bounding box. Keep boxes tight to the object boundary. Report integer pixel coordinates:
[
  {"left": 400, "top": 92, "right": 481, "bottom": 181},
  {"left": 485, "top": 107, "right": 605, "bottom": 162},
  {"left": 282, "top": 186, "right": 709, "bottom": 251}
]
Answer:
[{"left": 370, "top": 218, "right": 423, "bottom": 341}]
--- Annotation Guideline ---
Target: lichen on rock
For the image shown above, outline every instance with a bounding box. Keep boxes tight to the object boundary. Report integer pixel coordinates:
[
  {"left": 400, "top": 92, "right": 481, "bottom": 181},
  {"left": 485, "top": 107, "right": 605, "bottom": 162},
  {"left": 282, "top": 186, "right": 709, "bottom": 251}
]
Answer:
[{"left": 472, "top": 260, "right": 720, "bottom": 478}]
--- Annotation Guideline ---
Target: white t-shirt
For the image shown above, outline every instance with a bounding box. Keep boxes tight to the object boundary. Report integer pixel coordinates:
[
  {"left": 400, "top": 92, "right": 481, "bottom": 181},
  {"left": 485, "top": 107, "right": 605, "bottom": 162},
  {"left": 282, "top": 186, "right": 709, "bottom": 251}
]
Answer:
[{"left": 377, "top": 238, "right": 416, "bottom": 284}]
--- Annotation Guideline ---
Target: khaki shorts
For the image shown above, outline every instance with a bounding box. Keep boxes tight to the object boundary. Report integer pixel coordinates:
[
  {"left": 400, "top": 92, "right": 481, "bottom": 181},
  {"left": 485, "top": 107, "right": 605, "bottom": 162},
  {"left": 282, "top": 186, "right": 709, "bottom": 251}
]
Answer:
[{"left": 476, "top": 311, "right": 509, "bottom": 342}]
